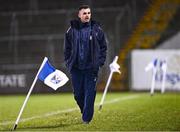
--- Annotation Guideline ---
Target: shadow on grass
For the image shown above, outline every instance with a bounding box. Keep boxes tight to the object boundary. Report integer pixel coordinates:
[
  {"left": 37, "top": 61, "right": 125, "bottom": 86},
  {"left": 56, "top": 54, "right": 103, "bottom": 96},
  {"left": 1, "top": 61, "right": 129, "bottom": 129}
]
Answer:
[{"left": 16, "top": 121, "right": 82, "bottom": 130}]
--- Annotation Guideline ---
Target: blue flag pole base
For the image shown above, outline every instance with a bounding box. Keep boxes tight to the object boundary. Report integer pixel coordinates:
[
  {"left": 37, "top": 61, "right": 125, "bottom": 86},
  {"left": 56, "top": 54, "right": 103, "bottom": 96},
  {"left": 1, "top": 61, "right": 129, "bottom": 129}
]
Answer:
[
  {"left": 99, "top": 105, "right": 102, "bottom": 111},
  {"left": 13, "top": 124, "right": 17, "bottom": 131}
]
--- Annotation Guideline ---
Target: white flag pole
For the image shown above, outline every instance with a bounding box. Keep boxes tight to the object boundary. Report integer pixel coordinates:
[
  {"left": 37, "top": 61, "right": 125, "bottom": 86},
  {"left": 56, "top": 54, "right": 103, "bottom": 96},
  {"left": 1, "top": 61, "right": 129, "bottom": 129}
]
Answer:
[
  {"left": 99, "top": 56, "right": 120, "bottom": 110},
  {"left": 150, "top": 67, "right": 157, "bottom": 96},
  {"left": 13, "top": 57, "right": 48, "bottom": 130},
  {"left": 161, "top": 62, "right": 167, "bottom": 94},
  {"left": 99, "top": 71, "right": 113, "bottom": 110}
]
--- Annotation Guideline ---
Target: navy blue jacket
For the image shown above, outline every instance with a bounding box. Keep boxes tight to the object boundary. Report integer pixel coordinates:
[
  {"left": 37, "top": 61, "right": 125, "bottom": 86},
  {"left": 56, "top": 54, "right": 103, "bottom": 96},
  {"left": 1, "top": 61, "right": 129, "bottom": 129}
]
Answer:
[{"left": 64, "top": 19, "right": 107, "bottom": 72}]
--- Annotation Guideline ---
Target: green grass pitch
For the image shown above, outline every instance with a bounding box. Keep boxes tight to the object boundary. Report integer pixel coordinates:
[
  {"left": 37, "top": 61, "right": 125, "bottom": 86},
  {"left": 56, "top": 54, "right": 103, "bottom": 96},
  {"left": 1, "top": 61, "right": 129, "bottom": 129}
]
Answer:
[{"left": 0, "top": 92, "right": 179, "bottom": 131}]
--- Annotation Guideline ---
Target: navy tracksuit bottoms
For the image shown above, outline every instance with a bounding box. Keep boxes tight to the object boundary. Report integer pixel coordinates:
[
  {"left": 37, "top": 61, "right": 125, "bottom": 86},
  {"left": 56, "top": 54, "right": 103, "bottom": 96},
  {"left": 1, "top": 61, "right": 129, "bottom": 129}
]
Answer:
[{"left": 71, "top": 68, "right": 98, "bottom": 122}]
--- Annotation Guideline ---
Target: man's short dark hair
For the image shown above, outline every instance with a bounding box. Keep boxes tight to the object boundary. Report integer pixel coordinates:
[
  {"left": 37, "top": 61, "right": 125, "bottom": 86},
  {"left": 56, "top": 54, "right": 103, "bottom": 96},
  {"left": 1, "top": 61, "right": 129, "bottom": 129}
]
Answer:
[{"left": 78, "top": 5, "right": 90, "bottom": 11}]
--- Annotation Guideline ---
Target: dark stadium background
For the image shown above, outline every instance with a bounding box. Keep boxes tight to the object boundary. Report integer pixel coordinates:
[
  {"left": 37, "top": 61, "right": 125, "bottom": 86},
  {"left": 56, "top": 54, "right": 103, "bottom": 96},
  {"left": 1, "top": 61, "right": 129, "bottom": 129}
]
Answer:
[{"left": 0, "top": 0, "right": 179, "bottom": 94}]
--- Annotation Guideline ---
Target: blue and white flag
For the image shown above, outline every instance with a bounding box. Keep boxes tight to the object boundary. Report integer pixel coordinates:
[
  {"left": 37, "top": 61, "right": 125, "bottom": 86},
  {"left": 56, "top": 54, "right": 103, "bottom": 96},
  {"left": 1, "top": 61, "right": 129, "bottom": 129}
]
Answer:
[
  {"left": 145, "top": 58, "right": 158, "bottom": 72},
  {"left": 38, "top": 57, "right": 69, "bottom": 90}
]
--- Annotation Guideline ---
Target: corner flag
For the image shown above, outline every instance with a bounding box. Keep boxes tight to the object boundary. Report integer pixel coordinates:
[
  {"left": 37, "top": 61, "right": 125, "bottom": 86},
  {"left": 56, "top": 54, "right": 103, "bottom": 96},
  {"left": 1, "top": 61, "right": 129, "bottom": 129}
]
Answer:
[
  {"left": 99, "top": 56, "right": 121, "bottom": 110},
  {"left": 13, "top": 57, "right": 69, "bottom": 130},
  {"left": 38, "top": 58, "right": 69, "bottom": 90}
]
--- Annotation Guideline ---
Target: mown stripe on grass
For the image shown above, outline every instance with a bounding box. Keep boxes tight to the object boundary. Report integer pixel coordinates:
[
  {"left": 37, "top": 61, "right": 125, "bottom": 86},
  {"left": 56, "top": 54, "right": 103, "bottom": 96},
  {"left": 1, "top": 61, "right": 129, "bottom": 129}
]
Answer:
[{"left": 0, "top": 95, "right": 139, "bottom": 126}]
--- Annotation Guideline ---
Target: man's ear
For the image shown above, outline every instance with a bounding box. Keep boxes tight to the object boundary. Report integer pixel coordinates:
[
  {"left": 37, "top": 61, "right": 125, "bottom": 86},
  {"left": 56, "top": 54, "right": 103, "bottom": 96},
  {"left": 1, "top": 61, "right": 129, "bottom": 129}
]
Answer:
[{"left": 78, "top": 11, "right": 81, "bottom": 18}]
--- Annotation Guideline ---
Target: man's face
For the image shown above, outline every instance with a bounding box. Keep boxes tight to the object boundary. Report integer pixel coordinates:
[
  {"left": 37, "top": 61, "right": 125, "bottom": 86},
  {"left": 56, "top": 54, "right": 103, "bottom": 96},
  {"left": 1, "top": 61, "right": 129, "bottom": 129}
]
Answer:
[{"left": 78, "top": 8, "right": 91, "bottom": 23}]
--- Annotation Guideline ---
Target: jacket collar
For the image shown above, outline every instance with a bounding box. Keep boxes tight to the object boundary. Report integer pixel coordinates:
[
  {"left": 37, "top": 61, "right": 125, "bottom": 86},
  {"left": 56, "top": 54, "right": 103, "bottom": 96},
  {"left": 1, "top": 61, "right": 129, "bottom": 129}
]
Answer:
[{"left": 70, "top": 19, "right": 99, "bottom": 29}]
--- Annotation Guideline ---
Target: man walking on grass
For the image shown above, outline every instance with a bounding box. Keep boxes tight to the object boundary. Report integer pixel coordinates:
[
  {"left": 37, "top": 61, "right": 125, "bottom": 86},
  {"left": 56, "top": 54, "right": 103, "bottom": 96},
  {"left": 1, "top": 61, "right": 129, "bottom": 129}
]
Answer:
[{"left": 64, "top": 5, "right": 107, "bottom": 124}]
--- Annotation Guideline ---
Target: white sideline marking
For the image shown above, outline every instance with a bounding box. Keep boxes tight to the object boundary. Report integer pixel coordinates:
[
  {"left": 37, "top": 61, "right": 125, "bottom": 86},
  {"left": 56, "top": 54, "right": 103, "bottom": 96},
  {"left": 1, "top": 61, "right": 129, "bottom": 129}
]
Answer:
[{"left": 0, "top": 95, "right": 139, "bottom": 126}]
